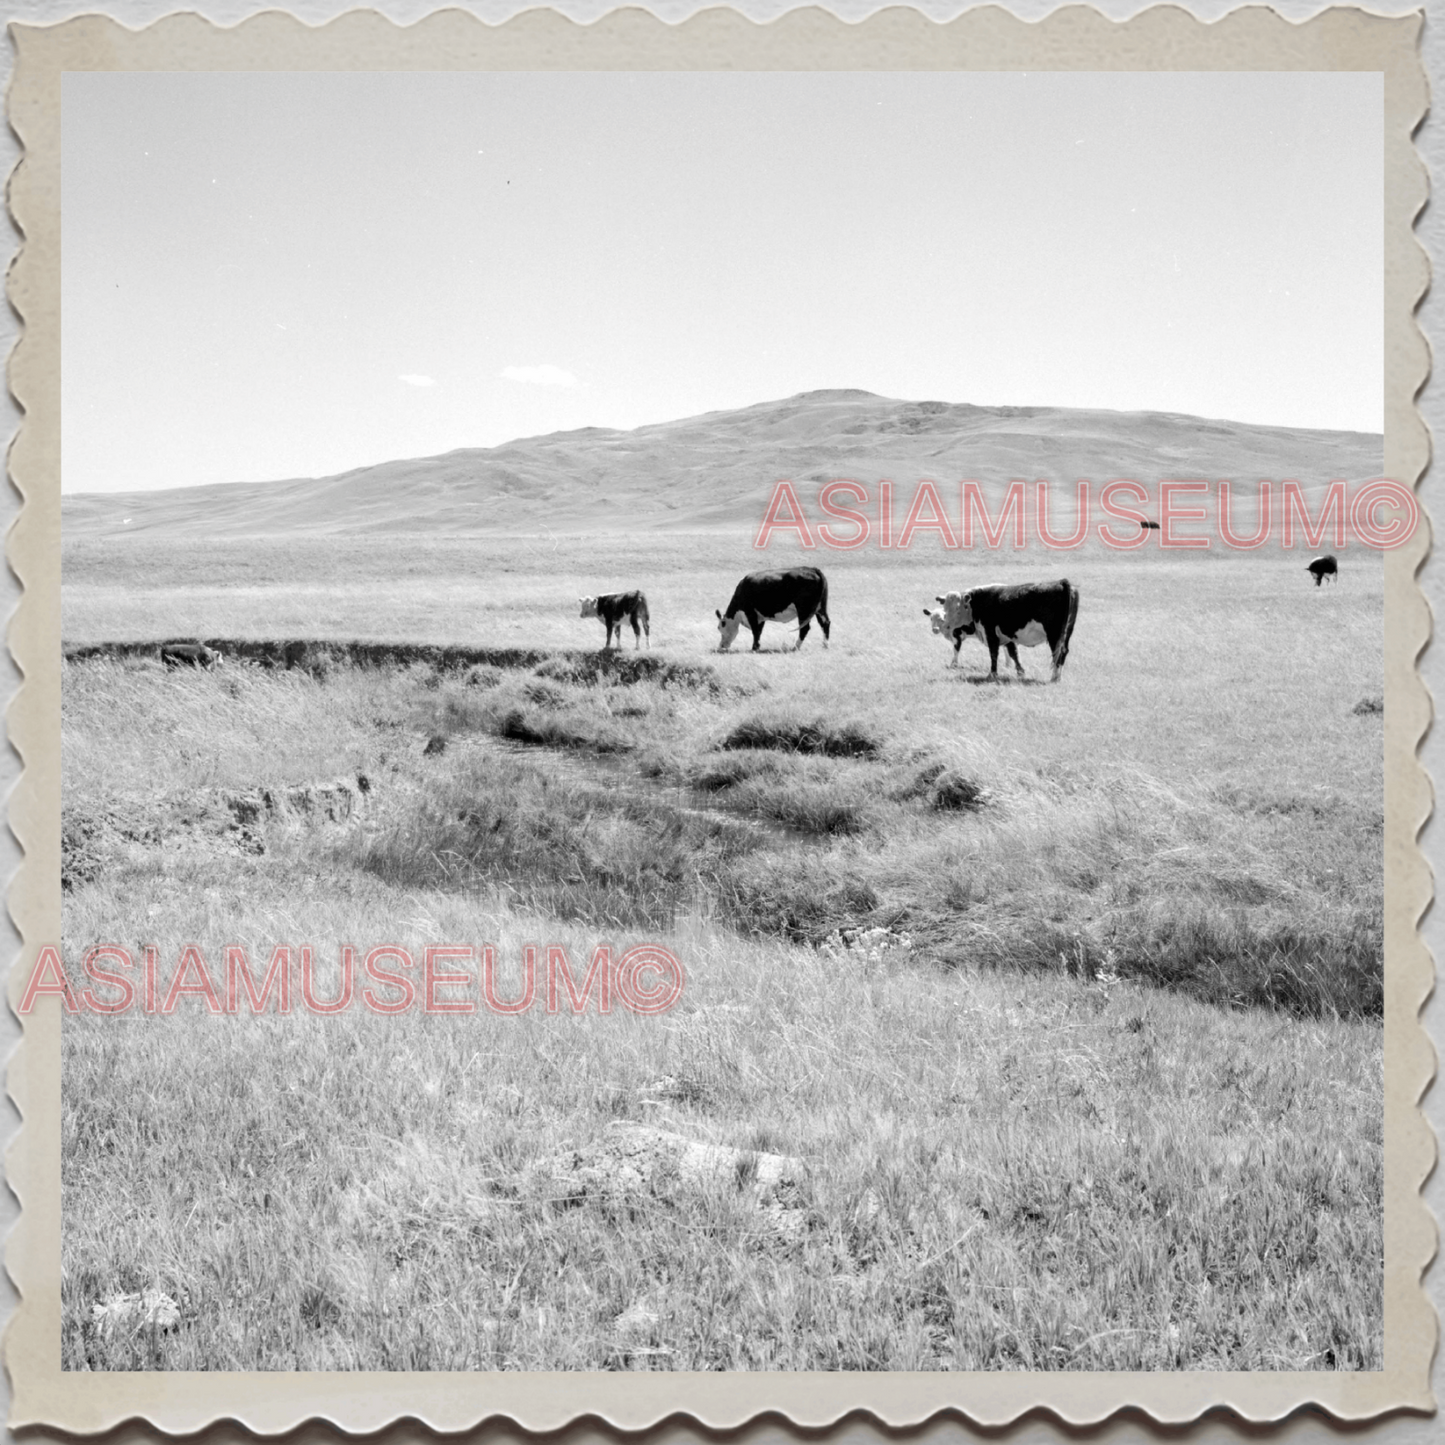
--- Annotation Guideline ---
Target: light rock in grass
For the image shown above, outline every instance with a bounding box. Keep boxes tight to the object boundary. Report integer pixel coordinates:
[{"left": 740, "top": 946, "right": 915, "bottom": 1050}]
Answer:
[
  {"left": 221, "top": 774, "right": 370, "bottom": 840},
  {"left": 614, "top": 1301, "right": 661, "bottom": 1335},
  {"left": 819, "top": 925, "right": 913, "bottom": 966},
  {"left": 89, "top": 1288, "right": 180, "bottom": 1339},
  {"left": 531, "top": 1122, "right": 804, "bottom": 1237}
]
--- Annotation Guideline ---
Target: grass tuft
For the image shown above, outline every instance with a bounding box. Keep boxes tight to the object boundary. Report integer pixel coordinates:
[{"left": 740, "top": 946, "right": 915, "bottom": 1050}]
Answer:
[{"left": 720, "top": 714, "right": 883, "bottom": 759}]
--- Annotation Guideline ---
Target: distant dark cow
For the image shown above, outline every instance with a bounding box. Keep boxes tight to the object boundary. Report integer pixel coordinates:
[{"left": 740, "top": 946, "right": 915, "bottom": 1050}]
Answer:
[
  {"left": 579, "top": 590, "right": 650, "bottom": 649},
  {"left": 1140, "top": 519, "right": 1161, "bottom": 531},
  {"left": 716, "top": 567, "right": 830, "bottom": 652},
  {"left": 160, "top": 641, "right": 218, "bottom": 669},
  {"left": 924, "top": 579, "right": 1080, "bottom": 681},
  {"left": 1307, "top": 555, "right": 1339, "bottom": 587}
]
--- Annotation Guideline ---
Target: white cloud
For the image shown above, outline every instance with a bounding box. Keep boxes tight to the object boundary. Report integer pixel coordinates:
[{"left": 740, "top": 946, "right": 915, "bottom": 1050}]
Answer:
[
  {"left": 501, "top": 364, "right": 578, "bottom": 388},
  {"left": 398, "top": 374, "right": 435, "bottom": 387}
]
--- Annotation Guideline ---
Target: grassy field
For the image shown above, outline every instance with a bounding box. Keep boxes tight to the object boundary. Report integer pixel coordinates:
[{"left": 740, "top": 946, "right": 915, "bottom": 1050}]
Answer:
[{"left": 60, "top": 533, "right": 1384, "bottom": 1370}]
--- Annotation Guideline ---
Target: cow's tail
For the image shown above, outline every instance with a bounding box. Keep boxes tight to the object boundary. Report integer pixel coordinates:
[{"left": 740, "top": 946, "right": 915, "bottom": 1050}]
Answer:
[
  {"left": 1053, "top": 581, "right": 1080, "bottom": 679},
  {"left": 816, "top": 573, "right": 831, "bottom": 644}
]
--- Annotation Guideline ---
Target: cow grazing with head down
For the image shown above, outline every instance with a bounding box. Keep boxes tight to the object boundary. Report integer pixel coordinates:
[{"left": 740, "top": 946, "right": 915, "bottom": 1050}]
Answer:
[
  {"left": 160, "top": 641, "right": 219, "bottom": 670},
  {"left": 924, "top": 580, "right": 1079, "bottom": 681},
  {"left": 580, "top": 590, "right": 651, "bottom": 649},
  {"left": 1307, "top": 555, "right": 1338, "bottom": 587},
  {"left": 716, "top": 567, "right": 830, "bottom": 652}
]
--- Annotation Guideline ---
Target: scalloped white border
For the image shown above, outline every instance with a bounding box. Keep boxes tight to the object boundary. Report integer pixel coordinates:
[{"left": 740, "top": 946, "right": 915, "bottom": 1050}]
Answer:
[{"left": 4, "top": 5, "right": 1433, "bottom": 1433}]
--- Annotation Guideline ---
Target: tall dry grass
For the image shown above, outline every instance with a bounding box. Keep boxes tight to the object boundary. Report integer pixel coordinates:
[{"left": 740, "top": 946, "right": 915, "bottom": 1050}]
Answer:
[{"left": 60, "top": 536, "right": 1386, "bottom": 1369}]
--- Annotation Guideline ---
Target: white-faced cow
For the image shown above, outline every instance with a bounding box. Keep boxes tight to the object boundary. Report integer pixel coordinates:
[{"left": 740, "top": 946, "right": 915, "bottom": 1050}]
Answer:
[
  {"left": 924, "top": 580, "right": 1080, "bottom": 681},
  {"left": 716, "top": 567, "right": 830, "bottom": 653},
  {"left": 580, "top": 590, "right": 651, "bottom": 649},
  {"left": 160, "top": 641, "right": 219, "bottom": 670},
  {"left": 1306, "top": 555, "right": 1339, "bottom": 587}
]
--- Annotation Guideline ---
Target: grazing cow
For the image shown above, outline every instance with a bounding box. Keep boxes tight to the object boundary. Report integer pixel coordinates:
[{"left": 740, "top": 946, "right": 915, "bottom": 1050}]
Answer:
[
  {"left": 1307, "top": 555, "right": 1339, "bottom": 587},
  {"left": 716, "top": 567, "right": 830, "bottom": 652},
  {"left": 1139, "top": 519, "right": 1161, "bottom": 531},
  {"left": 579, "top": 590, "right": 651, "bottom": 650},
  {"left": 924, "top": 579, "right": 1080, "bottom": 681},
  {"left": 160, "top": 641, "right": 219, "bottom": 670}
]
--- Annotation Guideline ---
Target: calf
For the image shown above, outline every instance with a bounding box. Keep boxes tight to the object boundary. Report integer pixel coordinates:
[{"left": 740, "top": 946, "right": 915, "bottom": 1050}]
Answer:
[
  {"left": 580, "top": 590, "right": 650, "bottom": 649},
  {"left": 1307, "top": 555, "right": 1338, "bottom": 587},
  {"left": 160, "top": 641, "right": 219, "bottom": 670},
  {"left": 716, "top": 567, "right": 830, "bottom": 652},
  {"left": 925, "top": 579, "right": 1079, "bottom": 681}
]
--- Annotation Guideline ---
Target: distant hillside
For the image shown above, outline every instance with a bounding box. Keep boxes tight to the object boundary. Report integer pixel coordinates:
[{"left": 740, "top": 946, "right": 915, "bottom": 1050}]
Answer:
[{"left": 62, "top": 391, "right": 1383, "bottom": 540}]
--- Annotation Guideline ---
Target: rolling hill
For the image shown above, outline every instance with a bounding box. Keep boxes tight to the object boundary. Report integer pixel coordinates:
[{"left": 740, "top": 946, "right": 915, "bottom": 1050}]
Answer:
[{"left": 62, "top": 390, "right": 1383, "bottom": 541}]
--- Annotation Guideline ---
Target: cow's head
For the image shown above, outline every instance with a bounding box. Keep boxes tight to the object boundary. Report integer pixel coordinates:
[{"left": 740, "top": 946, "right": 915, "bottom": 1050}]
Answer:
[
  {"left": 929, "top": 592, "right": 974, "bottom": 637},
  {"left": 716, "top": 609, "right": 742, "bottom": 652},
  {"left": 578, "top": 597, "right": 599, "bottom": 619}
]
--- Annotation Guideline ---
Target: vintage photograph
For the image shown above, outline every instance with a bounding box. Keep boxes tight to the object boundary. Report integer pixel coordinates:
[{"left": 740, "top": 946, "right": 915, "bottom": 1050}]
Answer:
[{"left": 48, "top": 59, "right": 1395, "bottom": 1382}]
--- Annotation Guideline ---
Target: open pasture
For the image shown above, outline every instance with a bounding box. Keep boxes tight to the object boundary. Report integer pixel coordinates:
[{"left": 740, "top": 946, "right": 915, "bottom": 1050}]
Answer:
[{"left": 61, "top": 533, "right": 1384, "bottom": 1370}]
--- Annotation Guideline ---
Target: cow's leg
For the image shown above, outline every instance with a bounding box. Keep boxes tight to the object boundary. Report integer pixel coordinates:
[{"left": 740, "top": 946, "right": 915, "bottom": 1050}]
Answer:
[
  {"left": 605, "top": 620, "right": 618, "bottom": 649},
  {"left": 985, "top": 627, "right": 1002, "bottom": 679},
  {"left": 951, "top": 629, "right": 963, "bottom": 668},
  {"left": 795, "top": 618, "right": 811, "bottom": 651},
  {"left": 643, "top": 616, "right": 651, "bottom": 648},
  {"left": 1007, "top": 642, "right": 1024, "bottom": 679},
  {"left": 749, "top": 613, "right": 765, "bottom": 652},
  {"left": 816, "top": 608, "right": 830, "bottom": 648},
  {"left": 631, "top": 616, "right": 642, "bottom": 650}
]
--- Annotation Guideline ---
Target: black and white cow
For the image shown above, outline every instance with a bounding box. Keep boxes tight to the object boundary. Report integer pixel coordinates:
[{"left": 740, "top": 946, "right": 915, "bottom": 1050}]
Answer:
[
  {"left": 579, "top": 590, "right": 651, "bottom": 649},
  {"left": 160, "top": 641, "right": 219, "bottom": 669},
  {"left": 924, "top": 580, "right": 1080, "bottom": 681},
  {"left": 716, "top": 567, "right": 830, "bottom": 652},
  {"left": 1306, "top": 555, "right": 1339, "bottom": 587}
]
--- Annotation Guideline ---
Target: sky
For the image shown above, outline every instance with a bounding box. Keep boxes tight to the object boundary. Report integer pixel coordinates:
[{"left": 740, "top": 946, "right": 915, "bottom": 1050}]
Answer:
[{"left": 61, "top": 70, "right": 1383, "bottom": 495}]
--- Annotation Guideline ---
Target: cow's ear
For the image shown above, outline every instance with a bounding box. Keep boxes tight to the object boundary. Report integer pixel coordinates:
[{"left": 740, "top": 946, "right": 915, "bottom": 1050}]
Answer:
[
  {"left": 715, "top": 610, "right": 722, "bottom": 621},
  {"left": 921, "top": 607, "right": 932, "bottom": 616},
  {"left": 935, "top": 595, "right": 946, "bottom": 605}
]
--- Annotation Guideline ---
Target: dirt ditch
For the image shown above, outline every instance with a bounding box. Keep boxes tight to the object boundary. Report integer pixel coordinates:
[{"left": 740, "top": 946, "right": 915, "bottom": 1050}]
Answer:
[
  {"left": 476, "top": 735, "right": 819, "bottom": 847},
  {"left": 64, "top": 638, "right": 723, "bottom": 691}
]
